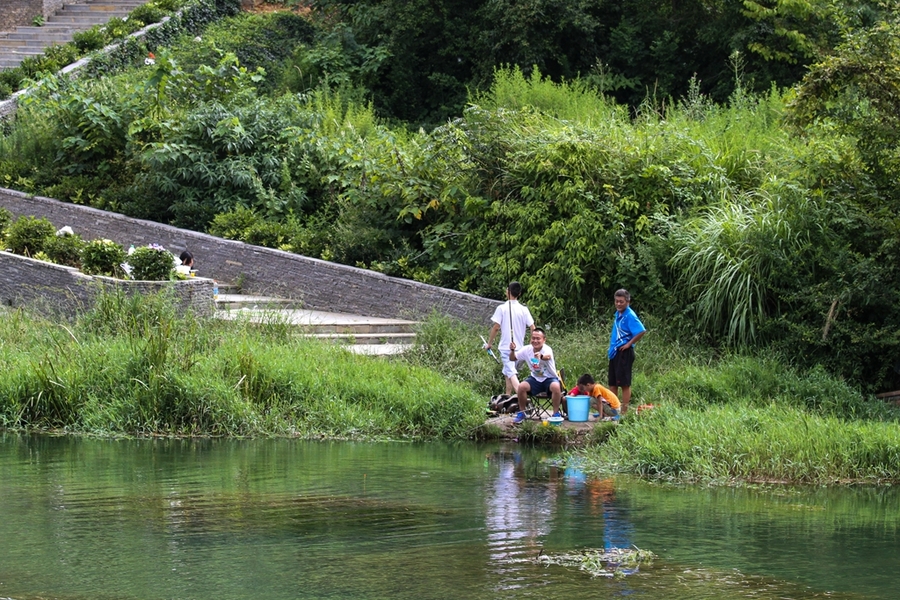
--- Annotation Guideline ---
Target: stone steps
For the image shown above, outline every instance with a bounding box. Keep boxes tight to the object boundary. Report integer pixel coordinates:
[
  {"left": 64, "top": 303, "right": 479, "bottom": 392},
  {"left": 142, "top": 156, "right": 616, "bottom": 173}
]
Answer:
[
  {"left": 212, "top": 286, "right": 417, "bottom": 355},
  {"left": 0, "top": 0, "right": 150, "bottom": 70}
]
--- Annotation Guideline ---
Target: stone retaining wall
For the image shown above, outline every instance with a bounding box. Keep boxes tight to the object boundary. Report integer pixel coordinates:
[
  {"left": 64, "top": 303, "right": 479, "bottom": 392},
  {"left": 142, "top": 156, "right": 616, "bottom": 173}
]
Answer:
[
  {"left": 0, "top": 0, "right": 43, "bottom": 31},
  {"left": 0, "top": 0, "right": 84, "bottom": 33},
  {"left": 0, "top": 188, "right": 496, "bottom": 324},
  {"left": 0, "top": 250, "right": 215, "bottom": 318}
]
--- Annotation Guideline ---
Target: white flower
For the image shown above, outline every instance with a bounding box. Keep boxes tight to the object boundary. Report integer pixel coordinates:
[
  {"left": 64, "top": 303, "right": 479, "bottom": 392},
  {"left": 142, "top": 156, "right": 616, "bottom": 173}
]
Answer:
[
  {"left": 194, "top": 36, "right": 202, "bottom": 42},
  {"left": 144, "top": 58, "right": 155, "bottom": 65},
  {"left": 55, "top": 226, "right": 74, "bottom": 237}
]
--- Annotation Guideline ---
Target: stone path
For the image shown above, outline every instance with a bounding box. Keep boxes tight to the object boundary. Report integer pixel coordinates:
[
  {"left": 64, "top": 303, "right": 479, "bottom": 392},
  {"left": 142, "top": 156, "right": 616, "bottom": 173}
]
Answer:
[
  {"left": 0, "top": 0, "right": 145, "bottom": 69},
  {"left": 213, "top": 288, "right": 417, "bottom": 356}
]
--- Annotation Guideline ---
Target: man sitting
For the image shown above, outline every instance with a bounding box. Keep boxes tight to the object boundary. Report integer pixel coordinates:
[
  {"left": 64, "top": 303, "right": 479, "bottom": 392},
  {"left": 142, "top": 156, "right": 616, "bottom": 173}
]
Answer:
[
  {"left": 509, "top": 328, "right": 562, "bottom": 423},
  {"left": 569, "top": 373, "right": 621, "bottom": 420}
]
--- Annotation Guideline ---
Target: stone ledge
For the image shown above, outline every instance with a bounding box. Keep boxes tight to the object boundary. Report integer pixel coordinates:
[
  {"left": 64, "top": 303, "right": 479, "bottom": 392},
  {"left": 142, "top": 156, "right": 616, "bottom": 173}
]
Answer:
[
  {"left": 0, "top": 188, "right": 497, "bottom": 324},
  {"left": 0, "top": 250, "right": 215, "bottom": 318}
]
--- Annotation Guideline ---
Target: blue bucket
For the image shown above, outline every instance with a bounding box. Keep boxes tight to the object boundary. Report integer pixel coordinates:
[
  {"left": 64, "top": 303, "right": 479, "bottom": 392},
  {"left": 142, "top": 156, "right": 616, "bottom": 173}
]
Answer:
[{"left": 566, "top": 395, "right": 590, "bottom": 422}]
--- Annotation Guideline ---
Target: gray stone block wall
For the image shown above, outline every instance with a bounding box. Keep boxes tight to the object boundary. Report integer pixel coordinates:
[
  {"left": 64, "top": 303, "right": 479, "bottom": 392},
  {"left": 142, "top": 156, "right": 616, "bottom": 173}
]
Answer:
[
  {"left": 0, "top": 0, "right": 85, "bottom": 31},
  {"left": 0, "top": 188, "right": 496, "bottom": 325},
  {"left": 0, "top": 250, "right": 215, "bottom": 319},
  {"left": 0, "top": 0, "right": 44, "bottom": 30}
]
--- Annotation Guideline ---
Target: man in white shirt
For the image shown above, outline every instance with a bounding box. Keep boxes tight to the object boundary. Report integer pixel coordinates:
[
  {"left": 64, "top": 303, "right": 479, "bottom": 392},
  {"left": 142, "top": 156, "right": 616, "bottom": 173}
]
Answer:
[
  {"left": 484, "top": 282, "right": 535, "bottom": 395},
  {"left": 509, "top": 328, "right": 561, "bottom": 423}
]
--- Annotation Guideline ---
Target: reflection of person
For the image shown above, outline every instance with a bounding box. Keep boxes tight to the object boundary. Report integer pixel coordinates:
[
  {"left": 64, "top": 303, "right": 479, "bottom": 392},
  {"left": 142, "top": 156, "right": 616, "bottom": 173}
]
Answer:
[
  {"left": 608, "top": 289, "right": 646, "bottom": 414},
  {"left": 510, "top": 328, "right": 561, "bottom": 422},
  {"left": 585, "top": 478, "right": 634, "bottom": 552},
  {"left": 484, "top": 282, "right": 535, "bottom": 395},
  {"left": 484, "top": 451, "right": 557, "bottom": 571},
  {"left": 569, "top": 373, "right": 620, "bottom": 420}
]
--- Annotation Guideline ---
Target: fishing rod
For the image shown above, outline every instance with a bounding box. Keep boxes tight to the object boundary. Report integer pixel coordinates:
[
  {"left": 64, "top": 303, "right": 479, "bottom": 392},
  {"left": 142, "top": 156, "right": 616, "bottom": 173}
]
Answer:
[{"left": 480, "top": 335, "right": 501, "bottom": 364}]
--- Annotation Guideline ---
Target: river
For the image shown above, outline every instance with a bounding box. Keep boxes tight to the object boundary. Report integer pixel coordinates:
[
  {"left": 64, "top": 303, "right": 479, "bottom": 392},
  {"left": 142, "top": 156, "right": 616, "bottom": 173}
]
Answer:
[{"left": 1, "top": 433, "right": 897, "bottom": 599}]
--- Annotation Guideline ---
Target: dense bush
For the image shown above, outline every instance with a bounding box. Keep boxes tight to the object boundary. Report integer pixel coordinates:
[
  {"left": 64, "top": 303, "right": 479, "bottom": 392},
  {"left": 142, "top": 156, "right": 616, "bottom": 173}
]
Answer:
[
  {"left": 4, "top": 216, "right": 55, "bottom": 256},
  {"left": 81, "top": 239, "right": 126, "bottom": 277},
  {"left": 128, "top": 245, "right": 176, "bottom": 281},
  {"left": 72, "top": 27, "right": 107, "bottom": 53},
  {"left": 0, "top": 207, "right": 12, "bottom": 237},
  {"left": 43, "top": 233, "right": 85, "bottom": 268}
]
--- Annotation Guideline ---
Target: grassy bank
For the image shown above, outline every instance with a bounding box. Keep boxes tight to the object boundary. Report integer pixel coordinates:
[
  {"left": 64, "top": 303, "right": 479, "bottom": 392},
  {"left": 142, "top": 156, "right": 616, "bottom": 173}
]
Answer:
[
  {"left": 3, "top": 291, "right": 900, "bottom": 484},
  {"left": 411, "top": 310, "right": 900, "bottom": 484},
  {"left": 0, "top": 292, "right": 484, "bottom": 439},
  {"left": 580, "top": 405, "right": 900, "bottom": 484}
]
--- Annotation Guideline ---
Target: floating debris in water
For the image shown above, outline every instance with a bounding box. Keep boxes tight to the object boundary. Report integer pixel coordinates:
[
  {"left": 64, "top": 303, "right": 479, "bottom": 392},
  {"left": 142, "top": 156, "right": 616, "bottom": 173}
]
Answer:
[{"left": 537, "top": 546, "right": 655, "bottom": 578}]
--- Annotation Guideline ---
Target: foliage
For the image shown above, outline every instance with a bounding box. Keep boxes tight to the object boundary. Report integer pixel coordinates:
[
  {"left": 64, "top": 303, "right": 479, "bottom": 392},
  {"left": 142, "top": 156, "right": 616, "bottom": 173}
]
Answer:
[
  {"left": 128, "top": 245, "right": 176, "bottom": 281},
  {"left": 786, "top": 17, "right": 900, "bottom": 199},
  {"left": 43, "top": 232, "right": 85, "bottom": 268},
  {"left": 309, "top": 0, "right": 892, "bottom": 124},
  {"left": 72, "top": 27, "right": 108, "bottom": 53},
  {"left": 4, "top": 216, "right": 55, "bottom": 256},
  {"left": 81, "top": 239, "right": 126, "bottom": 277},
  {"left": 1, "top": 11, "right": 900, "bottom": 391},
  {"left": 586, "top": 403, "right": 900, "bottom": 484},
  {"left": 0, "top": 293, "right": 485, "bottom": 438},
  {"left": 0, "top": 0, "right": 230, "bottom": 101},
  {"left": 0, "top": 207, "right": 12, "bottom": 237}
]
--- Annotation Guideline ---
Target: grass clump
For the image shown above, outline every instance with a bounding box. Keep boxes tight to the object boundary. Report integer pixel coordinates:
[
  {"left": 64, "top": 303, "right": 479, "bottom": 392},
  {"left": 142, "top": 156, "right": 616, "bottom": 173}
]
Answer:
[
  {"left": 538, "top": 547, "right": 655, "bottom": 578},
  {"left": 0, "top": 291, "right": 485, "bottom": 439},
  {"left": 585, "top": 404, "right": 900, "bottom": 484}
]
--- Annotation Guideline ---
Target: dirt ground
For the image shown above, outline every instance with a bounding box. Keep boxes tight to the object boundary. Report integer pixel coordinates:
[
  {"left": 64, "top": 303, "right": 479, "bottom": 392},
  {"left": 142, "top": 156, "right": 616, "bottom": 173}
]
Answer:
[
  {"left": 486, "top": 412, "right": 612, "bottom": 444},
  {"left": 245, "top": 1, "right": 311, "bottom": 16}
]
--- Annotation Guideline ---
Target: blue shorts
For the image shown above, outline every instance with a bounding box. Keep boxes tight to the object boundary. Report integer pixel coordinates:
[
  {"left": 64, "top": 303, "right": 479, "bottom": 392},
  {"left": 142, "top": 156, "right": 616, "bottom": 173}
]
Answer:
[{"left": 526, "top": 376, "right": 560, "bottom": 396}]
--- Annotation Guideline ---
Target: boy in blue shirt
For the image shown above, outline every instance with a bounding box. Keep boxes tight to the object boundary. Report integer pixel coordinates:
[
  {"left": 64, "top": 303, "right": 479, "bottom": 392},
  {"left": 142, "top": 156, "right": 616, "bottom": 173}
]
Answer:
[{"left": 608, "top": 289, "right": 646, "bottom": 414}]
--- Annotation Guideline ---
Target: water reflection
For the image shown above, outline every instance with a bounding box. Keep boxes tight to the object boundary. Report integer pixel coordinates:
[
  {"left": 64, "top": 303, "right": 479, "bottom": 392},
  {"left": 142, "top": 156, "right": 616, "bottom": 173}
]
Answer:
[
  {"left": 0, "top": 434, "right": 897, "bottom": 600},
  {"left": 484, "top": 450, "right": 558, "bottom": 589}
]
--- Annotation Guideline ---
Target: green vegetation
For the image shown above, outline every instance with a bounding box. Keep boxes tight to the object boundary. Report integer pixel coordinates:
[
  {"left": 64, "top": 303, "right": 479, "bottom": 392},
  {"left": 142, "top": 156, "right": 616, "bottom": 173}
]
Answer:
[
  {"left": 0, "top": 1, "right": 899, "bottom": 484},
  {"left": 0, "top": 0, "right": 240, "bottom": 100},
  {"left": 1, "top": 215, "right": 180, "bottom": 280},
  {"left": 582, "top": 404, "right": 900, "bottom": 484},
  {"left": 2, "top": 8, "right": 896, "bottom": 389},
  {"left": 0, "top": 292, "right": 484, "bottom": 439}
]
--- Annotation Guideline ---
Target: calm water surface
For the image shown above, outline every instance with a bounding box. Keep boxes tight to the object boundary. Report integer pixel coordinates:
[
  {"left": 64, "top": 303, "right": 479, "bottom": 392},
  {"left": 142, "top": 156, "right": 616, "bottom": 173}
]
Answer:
[{"left": 1, "top": 433, "right": 898, "bottom": 599}]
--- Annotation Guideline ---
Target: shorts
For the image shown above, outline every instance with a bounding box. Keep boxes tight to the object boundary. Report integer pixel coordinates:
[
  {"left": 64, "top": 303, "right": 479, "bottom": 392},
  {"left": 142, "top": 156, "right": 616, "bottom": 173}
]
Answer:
[
  {"left": 500, "top": 349, "right": 518, "bottom": 378},
  {"left": 525, "top": 376, "right": 560, "bottom": 396},
  {"left": 608, "top": 346, "right": 635, "bottom": 388}
]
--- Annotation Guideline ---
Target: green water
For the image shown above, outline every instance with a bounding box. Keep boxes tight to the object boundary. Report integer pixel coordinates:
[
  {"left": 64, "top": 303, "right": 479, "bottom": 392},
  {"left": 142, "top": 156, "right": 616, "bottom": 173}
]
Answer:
[{"left": 1, "top": 433, "right": 897, "bottom": 599}]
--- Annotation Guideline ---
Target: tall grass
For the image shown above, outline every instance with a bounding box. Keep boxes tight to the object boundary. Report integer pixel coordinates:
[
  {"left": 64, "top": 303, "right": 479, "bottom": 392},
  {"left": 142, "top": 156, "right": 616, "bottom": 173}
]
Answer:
[
  {"left": 585, "top": 404, "right": 900, "bottom": 484},
  {"left": 0, "top": 293, "right": 485, "bottom": 439}
]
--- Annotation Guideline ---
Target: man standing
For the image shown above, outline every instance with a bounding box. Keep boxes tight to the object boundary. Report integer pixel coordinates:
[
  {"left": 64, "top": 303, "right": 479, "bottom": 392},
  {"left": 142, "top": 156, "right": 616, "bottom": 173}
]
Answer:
[
  {"left": 510, "top": 328, "right": 561, "bottom": 423},
  {"left": 608, "top": 289, "right": 646, "bottom": 415},
  {"left": 484, "top": 282, "right": 535, "bottom": 395}
]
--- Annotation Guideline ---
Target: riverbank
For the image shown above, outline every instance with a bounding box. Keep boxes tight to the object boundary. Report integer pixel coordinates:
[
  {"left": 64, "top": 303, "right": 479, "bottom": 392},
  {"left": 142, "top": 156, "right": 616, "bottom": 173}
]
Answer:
[{"left": 4, "top": 290, "right": 900, "bottom": 484}]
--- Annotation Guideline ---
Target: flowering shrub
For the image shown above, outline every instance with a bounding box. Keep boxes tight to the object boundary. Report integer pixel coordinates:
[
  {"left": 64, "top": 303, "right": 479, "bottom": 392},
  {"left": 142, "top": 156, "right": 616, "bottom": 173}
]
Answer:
[
  {"left": 82, "top": 239, "right": 127, "bottom": 277},
  {"left": 128, "top": 244, "right": 175, "bottom": 280}
]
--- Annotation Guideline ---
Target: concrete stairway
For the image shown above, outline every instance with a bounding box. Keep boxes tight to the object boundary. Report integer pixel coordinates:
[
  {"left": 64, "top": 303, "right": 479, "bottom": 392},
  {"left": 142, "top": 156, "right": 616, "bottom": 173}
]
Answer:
[
  {"left": 212, "top": 284, "right": 418, "bottom": 356},
  {"left": 0, "top": 0, "right": 146, "bottom": 69}
]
